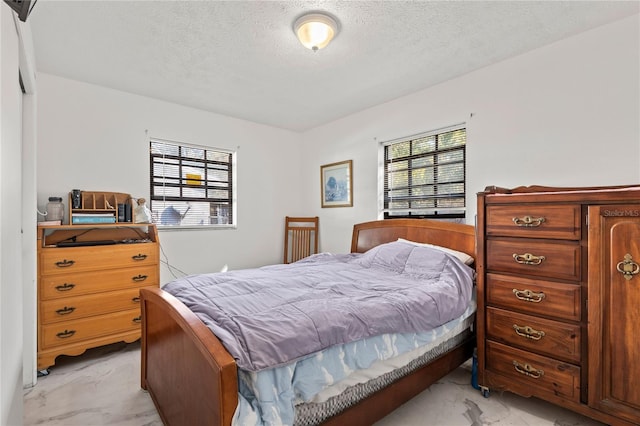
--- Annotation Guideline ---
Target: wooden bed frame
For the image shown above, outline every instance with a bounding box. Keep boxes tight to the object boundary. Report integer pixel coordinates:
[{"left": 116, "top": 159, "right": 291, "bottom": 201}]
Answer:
[{"left": 140, "top": 219, "right": 476, "bottom": 426}]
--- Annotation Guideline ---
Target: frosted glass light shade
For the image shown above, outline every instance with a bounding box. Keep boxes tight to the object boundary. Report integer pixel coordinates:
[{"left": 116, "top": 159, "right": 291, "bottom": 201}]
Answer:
[{"left": 294, "top": 13, "right": 338, "bottom": 51}]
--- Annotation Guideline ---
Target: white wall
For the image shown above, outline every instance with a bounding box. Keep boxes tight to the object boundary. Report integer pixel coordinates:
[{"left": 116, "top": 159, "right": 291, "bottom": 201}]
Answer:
[
  {"left": 1, "top": 6, "right": 25, "bottom": 425},
  {"left": 301, "top": 14, "right": 640, "bottom": 254},
  {"left": 21, "top": 91, "right": 37, "bottom": 390},
  {"left": 15, "top": 6, "right": 38, "bottom": 390},
  {"left": 37, "top": 74, "right": 304, "bottom": 282}
]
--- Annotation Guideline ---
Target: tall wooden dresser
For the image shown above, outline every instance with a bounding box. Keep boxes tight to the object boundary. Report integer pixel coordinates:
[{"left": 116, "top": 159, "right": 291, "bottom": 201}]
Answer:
[
  {"left": 37, "top": 224, "right": 159, "bottom": 371},
  {"left": 476, "top": 185, "right": 640, "bottom": 426}
]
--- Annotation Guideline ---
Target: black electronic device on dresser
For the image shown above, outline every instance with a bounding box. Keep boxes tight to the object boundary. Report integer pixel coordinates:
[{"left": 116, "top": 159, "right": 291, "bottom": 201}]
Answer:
[{"left": 476, "top": 184, "right": 640, "bottom": 426}]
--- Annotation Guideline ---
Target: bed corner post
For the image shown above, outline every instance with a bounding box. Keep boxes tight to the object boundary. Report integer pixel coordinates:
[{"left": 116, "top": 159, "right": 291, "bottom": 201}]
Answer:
[{"left": 140, "top": 288, "right": 149, "bottom": 391}]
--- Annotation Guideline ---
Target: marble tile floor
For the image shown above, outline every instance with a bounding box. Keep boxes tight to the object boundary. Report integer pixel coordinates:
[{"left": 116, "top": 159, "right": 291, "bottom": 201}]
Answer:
[{"left": 24, "top": 341, "right": 605, "bottom": 426}]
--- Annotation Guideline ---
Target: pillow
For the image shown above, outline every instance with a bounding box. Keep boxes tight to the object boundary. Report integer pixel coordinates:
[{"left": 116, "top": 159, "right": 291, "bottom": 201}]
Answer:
[{"left": 397, "top": 238, "right": 474, "bottom": 265}]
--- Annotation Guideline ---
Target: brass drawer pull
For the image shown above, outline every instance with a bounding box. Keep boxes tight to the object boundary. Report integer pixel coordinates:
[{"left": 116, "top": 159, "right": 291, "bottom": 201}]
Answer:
[
  {"left": 132, "top": 316, "right": 142, "bottom": 323},
  {"left": 513, "top": 360, "right": 544, "bottom": 379},
  {"left": 616, "top": 253, "right": 639, "bottom": 281},
  {"left": 132, "top": 254, "right": 148, "bottom": 261},
  {"left": 55, "top": 306, "right": 76, "bottom": 315},
  {"left": 132, "top": 296, "right": 141, "bottom": 303},
  {"left": 56, "top": 329, "right": 76, "bottom": 339},
  {"left": 512, "top": 216, "right": 545, "bottom": 227},
  {"left": 512, "top": 288, "right": 545, "bottom": 303},
  {"left": 513, "top": 324, "right": 546, "bottom": 340},
  {"left": 55, "top": 259, "right": 75, "bottom": 268},
  {"left": 132, "top": 274, "right": 148, "bottom": 282},
  {"left": 513, "top": 253, "right": 545, "bottom": 265},
  {"left": 55, "top": 283, "right": 76, "bottom": 292}
]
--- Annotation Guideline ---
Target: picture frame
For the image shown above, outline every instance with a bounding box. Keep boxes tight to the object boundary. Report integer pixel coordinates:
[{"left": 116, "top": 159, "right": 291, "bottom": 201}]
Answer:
[{"left": 320, "top": 160, "right": 353, "bottom": 208}]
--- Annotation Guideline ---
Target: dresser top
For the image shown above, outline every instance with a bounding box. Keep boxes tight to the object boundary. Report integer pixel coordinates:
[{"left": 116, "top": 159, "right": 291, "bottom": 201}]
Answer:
[{"left": 479, "top": 184, "right": 640, "bottom": 204}]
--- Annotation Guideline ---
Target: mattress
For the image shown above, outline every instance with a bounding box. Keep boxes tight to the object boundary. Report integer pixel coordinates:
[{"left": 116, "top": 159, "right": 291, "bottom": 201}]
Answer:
[
  {"left": 233, "top": 297, "right": 476, "bottom": 426},
  {"left": 294, "top": 325, "right": 473, "bottom": 426}
]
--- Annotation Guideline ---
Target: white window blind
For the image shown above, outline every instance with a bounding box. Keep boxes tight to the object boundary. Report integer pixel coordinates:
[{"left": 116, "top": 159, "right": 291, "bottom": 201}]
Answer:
[
  {"left": 149, "top": 139, "right": 235, "bottom": 228},
  {"left": 382, "top": 125, "right": 466, "bottom": 219}
]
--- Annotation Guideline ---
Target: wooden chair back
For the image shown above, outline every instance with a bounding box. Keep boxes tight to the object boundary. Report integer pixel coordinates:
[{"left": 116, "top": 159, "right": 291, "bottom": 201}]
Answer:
[{"left": 283, "top": 216, "right": 319, "bottom": 264}]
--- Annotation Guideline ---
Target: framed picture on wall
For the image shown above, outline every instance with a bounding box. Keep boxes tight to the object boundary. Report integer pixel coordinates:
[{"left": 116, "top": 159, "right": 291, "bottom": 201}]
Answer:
[{"left": 320, "top": 160, "right": 353, "bottom": 208}]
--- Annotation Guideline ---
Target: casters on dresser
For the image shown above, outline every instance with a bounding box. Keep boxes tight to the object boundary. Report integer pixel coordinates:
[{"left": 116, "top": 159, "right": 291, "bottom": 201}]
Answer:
[
  {"left": 37, "top": 369, "right": 50, "bottom": 377},
  {"left": 479, "top": 385, "right": 490, "bottom": 398}
]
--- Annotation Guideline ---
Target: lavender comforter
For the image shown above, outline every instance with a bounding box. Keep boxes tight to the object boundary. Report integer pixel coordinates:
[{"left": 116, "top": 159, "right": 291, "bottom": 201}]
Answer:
[{"left": 163, "top": 241, "right": 474, "bottom": 372}]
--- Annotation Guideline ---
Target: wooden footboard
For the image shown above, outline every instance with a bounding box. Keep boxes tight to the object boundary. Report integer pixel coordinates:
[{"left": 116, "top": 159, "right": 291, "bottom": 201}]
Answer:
[{"left": 141, "top": 287, "right": 238, "bottom": 426}]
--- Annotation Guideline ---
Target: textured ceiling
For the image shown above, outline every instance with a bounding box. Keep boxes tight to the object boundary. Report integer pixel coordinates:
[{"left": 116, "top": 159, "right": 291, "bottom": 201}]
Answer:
[{"left": 28, "top": 1, "right": 639, "bottom": 132}]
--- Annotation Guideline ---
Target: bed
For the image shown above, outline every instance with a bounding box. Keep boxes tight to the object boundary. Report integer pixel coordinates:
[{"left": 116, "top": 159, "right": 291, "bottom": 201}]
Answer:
[{"left": 140, "top": 218, "right": 476, "bottom": 426}]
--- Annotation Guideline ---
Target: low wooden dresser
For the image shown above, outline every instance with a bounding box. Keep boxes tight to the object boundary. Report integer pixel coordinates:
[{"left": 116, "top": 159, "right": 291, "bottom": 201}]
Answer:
[
  {"left": 476, "top": 185, "right": 640, "bottom": 426},
  {"left": 37, "top": 224, "right": 159, "bottom": 370}
]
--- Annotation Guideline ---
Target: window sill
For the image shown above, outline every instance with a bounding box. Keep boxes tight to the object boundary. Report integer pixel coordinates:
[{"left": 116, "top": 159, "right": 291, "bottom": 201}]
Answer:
[{"left": 157, "top": 224, "right": 237, "bottom": 231}]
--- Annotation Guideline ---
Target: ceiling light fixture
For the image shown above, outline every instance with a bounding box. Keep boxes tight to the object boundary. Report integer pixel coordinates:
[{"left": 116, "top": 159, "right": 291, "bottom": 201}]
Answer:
[{"left": 293, "top": 12, "right": 338, "bottom": 52}]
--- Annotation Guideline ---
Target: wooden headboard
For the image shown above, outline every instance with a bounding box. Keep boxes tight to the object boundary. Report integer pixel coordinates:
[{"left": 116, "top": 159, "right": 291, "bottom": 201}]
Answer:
[{"left": 351, "top": 219, "right": 476, "bottom": 259}]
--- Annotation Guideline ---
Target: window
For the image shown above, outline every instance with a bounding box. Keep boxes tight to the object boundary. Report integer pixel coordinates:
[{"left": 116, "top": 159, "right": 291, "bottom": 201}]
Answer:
[
  {"left": 149, "top": 139, "right": 235, "bottom": 228},
  {"left": 381, "top": 125, "right": 466, "bottom": 220}
]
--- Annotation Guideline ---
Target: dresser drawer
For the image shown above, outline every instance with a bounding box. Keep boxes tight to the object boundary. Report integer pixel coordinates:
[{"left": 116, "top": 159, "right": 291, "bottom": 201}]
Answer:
[
  {"left": 486, "top": 341, "right": 580, "bottom": 403},
  {"left": 486, "top": 307, "right": 580, "bottom": 363},
  {"left": 40, "top": 243, "right": 158, "bottom": 275},
  {"left": 486, "top": 204, "right": 581, "bottom": 240},
  {"left": 40, "top": 287, "right": 150, "bottom": 324},
  {"left": 487, "top": 273, "right": 581, "bottom": 321},
  {"left": 40, "top": 308, "right": 141, "bottom": 349},
  {"left": 486, "top": 239, "right": 581, "bottom": 281},
  {"left": 40, "top": 266, "right": 158, "bottom": 299}
]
